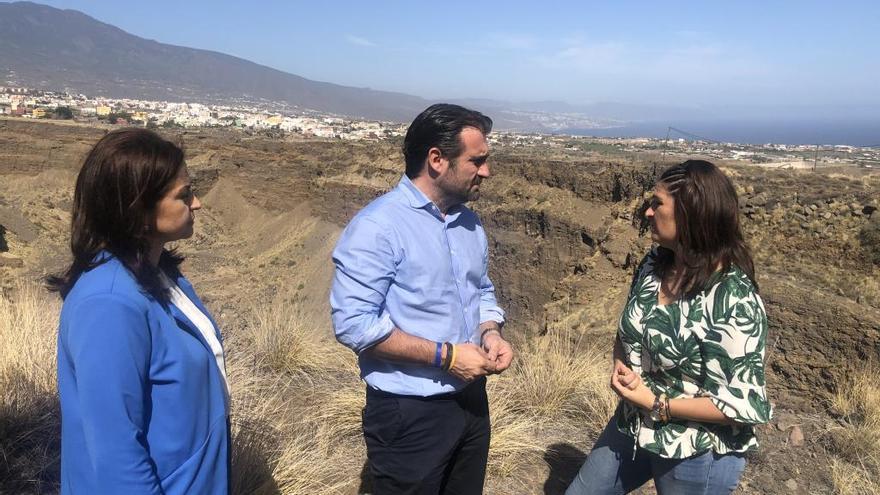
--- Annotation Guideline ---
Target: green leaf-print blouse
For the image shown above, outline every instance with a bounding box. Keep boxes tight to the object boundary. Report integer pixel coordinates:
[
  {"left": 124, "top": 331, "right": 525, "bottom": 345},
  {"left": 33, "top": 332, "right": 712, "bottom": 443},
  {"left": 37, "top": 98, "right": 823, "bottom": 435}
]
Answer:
[{"left": 615, "top": 248, "right": 772, "bottom": 459}]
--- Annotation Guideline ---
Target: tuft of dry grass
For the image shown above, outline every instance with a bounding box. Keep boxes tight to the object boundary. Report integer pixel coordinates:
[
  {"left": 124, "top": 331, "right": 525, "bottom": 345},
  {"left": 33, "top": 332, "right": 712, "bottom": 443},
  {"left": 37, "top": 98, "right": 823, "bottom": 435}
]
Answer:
[
  {"left": 242, "top": 299, "right": 352, "bottom": 376},
  {"left": 485, "top": 381, "right": 545, "bottom": 478},
  {"left": 501, "top": 329, "right": 618, "bottom": 429},
  {"left": 226, "top": 348, "right": 362, "bottom": 495},
  {"left": 0, "top": 281, "right": 59, "bottom": 392},
  {"left": 829, "top": 459, "right": 880, "bottom": 495},
  {"left": 481, "top": 327, "right": 618, "bottom": 482},
  {"left": 0, "top": 280, "right": 61, "bottom": 492},
  {"left": 309, "top": 382, "right": 367, "bottom": 448},
  {"left": 265, "top": 435, "right": 355, "bottom": 495},
  {"left": 829, "top": 363, "right": 880, "bottom": 494}
]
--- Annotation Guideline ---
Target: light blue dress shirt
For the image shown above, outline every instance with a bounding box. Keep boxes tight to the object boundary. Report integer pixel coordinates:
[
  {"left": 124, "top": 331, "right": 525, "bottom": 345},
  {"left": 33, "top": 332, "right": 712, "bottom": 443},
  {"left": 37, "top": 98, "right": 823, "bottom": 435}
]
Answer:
[{"left": 331, "top": 175, "right": 505, "bottom": 396}]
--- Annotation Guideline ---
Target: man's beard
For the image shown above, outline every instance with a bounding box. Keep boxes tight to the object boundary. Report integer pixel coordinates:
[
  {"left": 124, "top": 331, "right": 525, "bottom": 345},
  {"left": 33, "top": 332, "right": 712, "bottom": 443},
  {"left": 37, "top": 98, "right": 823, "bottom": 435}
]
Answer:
[
  {"left": 437, "top": 159, "right": 480, "bottom": 206},
  {"left": 465, "top": 185, "right": 480, "bottom": 201},
  {"left": 442, "top": 185, "right": 472, "bottom": 206}
]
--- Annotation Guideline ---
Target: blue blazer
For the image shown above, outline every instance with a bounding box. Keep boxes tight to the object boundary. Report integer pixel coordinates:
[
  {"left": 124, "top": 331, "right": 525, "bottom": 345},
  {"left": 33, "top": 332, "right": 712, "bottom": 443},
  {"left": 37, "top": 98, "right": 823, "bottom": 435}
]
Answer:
[{"left": 57, "top": 254, "right": 230, "bottom": 494}]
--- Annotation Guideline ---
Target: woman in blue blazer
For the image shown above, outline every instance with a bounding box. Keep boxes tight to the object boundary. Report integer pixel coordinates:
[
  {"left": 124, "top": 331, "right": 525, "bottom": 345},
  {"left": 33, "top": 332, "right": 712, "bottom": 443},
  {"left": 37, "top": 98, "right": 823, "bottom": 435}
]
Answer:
[{"left": 50, "top": 128, "right": 230, "bottom": 494}]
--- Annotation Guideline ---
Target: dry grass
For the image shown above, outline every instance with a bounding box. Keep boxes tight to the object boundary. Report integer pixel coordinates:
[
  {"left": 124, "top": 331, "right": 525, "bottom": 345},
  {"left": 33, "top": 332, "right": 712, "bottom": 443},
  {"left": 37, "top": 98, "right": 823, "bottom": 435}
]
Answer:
[
  {"left": 501, "top": 328, "right": 618, "bottom": 429},
  {"left": 829, "top": 364, "right": 880, "bottom": 494},
  {"left": 264, "top": 435, "right": 355, "bottom": 495},
  {"left": 242, "top": 298, "right": 352, "bottom": 376},
  {"left": 310, "top": 383, "right": 367, "bottom": 447},
  {"left": 227, "top": 354, "right": 358, "bottom": 495},
  {"left": 480, "top": 327, "right": 617, "bottom": 483},
  {"left": 0, "top": 280, "right": 61, "bottom": 492},
  {"left": 0, "top": 275, "right": 620, "bottom": 493},
  {"left": 0, "top": 280, "right": 59, "bottom": 392},
  {"left": 484, "top": 381, "right": 545, "bottom": 478},
  {"left": 830, "top": 459, "right": 880, "bottom": 495}
]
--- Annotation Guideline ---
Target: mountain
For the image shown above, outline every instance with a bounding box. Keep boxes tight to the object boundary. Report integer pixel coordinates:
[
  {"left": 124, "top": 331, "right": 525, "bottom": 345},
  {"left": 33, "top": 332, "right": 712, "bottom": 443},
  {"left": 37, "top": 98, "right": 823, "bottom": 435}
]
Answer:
[
  {"left": 0, "top": 2, "right": 679, "bottom": 130},
  {"left": 0, "top": 1, "right": 722, "bottom": 131},
  {"left": 0, "top": 1, "right": 431, "bottom": 121}
]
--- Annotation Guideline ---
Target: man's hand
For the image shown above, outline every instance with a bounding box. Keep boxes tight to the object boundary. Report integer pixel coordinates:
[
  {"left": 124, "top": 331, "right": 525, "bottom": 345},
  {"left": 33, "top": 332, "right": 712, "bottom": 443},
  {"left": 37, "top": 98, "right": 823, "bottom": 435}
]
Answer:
[
  {"left": 481, "top": 331, "right": 514, "bottom": 374},
  {"left": 448, "top": 343, "right": 496, "bottom": 382}
]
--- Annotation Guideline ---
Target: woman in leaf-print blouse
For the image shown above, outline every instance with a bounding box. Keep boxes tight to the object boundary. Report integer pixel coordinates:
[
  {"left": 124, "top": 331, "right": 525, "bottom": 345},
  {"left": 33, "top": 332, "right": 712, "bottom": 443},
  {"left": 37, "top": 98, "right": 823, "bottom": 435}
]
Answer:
[{"left": 566, "top": 160, "right": 771, "bottom": 495}]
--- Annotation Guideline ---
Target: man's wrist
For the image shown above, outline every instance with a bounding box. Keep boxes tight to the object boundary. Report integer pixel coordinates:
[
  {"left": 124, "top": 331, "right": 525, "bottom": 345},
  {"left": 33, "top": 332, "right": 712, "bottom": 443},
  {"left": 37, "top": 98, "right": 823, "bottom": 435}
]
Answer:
[{"left": 480, "top": 327, "right": 502, "bottom": 345}]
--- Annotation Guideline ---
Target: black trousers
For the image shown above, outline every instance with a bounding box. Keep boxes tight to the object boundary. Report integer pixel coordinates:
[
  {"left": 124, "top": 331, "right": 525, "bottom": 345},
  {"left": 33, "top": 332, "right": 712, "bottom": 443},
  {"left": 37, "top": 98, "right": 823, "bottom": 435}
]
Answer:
[{"left": 362, "top": 378, "right": 491, "bottom": 495}]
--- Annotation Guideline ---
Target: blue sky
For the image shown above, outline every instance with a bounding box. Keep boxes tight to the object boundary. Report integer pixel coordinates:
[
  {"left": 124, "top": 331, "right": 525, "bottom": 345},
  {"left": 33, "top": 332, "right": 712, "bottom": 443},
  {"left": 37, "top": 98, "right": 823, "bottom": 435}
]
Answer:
[{"left": 22, "top": 1, "right": 880, "bottom": 110}]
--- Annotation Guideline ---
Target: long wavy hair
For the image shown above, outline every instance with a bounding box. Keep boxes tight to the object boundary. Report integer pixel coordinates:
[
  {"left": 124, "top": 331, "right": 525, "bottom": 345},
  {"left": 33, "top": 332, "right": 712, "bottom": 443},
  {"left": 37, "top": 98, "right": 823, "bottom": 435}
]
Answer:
[
  {"left": 47, "top": 128, "right": 185, "bottom": 301},
  {"left": 653, "top": 160, "right": 757, "bottom": 298}
]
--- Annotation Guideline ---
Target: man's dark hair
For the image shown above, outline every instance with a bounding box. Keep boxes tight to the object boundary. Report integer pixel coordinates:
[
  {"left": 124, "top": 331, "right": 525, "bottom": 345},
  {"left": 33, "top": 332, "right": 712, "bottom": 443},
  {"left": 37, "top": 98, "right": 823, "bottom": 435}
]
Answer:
[
  {"left": 653, "top": 159, "right": 757, "bottom": 298},
  {"left": 403, "top": 103, "right": 493, "bottom": 178},
  {"left": 47, "top": 128, "right": 185, "bottom": 301}
]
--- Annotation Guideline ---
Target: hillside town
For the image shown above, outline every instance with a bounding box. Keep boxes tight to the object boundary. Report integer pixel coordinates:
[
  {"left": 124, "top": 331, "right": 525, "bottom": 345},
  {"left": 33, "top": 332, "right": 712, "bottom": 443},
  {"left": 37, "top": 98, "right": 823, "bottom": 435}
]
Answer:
[
  {"left": 1, "top": 86, "right": 878, "bottom": 169},
  {"left": 0, "top": 86, "right": 407, "bottom": 141}
]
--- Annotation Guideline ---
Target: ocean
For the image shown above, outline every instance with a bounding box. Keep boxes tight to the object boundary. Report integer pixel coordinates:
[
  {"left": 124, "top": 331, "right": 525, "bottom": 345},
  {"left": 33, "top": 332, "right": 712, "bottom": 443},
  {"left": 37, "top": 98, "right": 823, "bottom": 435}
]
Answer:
[{"left": 564, "top": 119, "right": 880, "bottom": 147}]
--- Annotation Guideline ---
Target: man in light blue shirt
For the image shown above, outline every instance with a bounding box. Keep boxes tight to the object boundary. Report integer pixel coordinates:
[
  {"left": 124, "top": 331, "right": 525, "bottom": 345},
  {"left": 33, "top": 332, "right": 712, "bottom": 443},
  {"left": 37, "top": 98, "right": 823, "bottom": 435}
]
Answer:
[{"left": 331, "top": 103, "right": 513, "bottom": 494}]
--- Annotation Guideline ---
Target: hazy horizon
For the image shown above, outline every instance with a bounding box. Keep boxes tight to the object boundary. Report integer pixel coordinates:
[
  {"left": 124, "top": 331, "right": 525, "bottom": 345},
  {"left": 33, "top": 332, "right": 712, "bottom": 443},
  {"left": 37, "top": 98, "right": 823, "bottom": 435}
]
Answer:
[{"left": 9, "top": 0, "right": 880, "bottom": 124}]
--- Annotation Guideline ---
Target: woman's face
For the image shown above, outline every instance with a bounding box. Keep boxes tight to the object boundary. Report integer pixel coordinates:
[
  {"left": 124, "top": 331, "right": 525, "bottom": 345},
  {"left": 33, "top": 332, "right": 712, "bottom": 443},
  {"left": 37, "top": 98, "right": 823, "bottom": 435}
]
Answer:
[
  {"left": 149, "top": 166, "right": 201, "bottom": 245},
  {"left": 645, "top": 183, "right": 677, "bottom": 249}
]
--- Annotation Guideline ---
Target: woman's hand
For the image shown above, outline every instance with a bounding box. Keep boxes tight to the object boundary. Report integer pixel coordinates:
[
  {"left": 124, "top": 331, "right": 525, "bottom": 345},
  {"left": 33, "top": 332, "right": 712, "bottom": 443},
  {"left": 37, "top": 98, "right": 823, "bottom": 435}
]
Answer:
[
  {"left": 611, "top": 360, "right": 642, "bottom": 393},
  {"left": 611, "top": 366, "right": 655, "bottom": 411}
]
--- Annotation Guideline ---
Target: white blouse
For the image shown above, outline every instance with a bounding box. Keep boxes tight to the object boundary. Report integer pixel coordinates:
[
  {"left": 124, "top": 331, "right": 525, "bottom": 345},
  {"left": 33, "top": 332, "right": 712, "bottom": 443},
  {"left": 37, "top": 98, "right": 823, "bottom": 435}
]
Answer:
[{"left": 160, "top": 272, "right": 229, "bottom": 399}]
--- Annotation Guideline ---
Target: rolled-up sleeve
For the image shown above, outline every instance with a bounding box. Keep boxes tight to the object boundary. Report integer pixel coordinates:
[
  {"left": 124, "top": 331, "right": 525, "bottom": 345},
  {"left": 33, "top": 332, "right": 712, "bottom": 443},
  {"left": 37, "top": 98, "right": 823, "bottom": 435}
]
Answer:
[
  {"left": 330, "top": 215, "right": 398, "bottom": 353},
  {"left": 700, "top": 291, "right": 772, "bottom": 425},
  {"left": 64, "top": 294, "right": 163, "bottom": 494},
  {"left": 478, "top": 238, "right": 505, "bottom": 326}
]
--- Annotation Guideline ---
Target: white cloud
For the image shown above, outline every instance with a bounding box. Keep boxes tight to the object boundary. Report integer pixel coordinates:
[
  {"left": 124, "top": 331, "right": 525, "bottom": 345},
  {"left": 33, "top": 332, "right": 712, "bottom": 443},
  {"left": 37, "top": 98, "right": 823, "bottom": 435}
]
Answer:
[{"left": 345, "top": 35, "right": 376, "bottom": 47}]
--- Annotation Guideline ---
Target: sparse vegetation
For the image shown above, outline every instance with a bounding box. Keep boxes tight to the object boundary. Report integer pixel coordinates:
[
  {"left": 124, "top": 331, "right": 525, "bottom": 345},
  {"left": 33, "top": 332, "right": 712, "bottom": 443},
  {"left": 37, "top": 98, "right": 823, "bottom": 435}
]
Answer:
[
  {"left": 0, "top": 281, "right": 61, "bottom": 493},
  {"left": 53, "top": 106, "right": 74, "bottom": 120},
  {"left": 105, "top": 111, "right": 131, "bottom": 124},
  {"left": 243, "top": 299, "right": 349, "bottom": 375},
  {"left": 500, "top": 329, "right": 617, "bottom": 426},
  {"left": 2, "top": 119, "right": 879, "bottom": 493},
  {"left": 828, "top": 364, "right": 880, "bottom": 494},
  {"left": 859, "top": 215, "right": 880, "bottom": 265},
  {"left": 0, "top": 274, "right": 617, "bottom": 493}
]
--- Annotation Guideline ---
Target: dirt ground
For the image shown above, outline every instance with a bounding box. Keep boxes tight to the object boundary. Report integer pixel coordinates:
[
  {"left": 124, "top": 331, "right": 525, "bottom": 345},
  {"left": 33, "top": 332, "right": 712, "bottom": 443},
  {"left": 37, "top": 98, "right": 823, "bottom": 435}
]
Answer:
[{"left": 1, "top": 119, "right": 879, "bottom": 494}]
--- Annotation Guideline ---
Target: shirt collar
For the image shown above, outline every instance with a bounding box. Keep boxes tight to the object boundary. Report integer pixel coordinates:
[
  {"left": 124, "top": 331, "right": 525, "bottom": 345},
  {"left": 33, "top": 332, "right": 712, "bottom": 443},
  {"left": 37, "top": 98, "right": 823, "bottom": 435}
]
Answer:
[
  {"left": 397, "top": 174, "right": 465, "bottom": 221},
  {"left": 398, "top": 174, "right": 434, "bottom": 209}
]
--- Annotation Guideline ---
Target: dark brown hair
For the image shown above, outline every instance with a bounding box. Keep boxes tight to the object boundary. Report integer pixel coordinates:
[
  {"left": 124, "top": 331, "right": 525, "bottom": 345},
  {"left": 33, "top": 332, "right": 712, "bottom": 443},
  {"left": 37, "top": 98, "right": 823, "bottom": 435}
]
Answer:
[
  {"left": 47, "top": 128, "right": 185, "bottom": 301},
  {"left": 403, "top": 103, "right": 493, "bottom": 178},
  {"left": 653, "top": 160, "right": 757, "bottom": 297}
]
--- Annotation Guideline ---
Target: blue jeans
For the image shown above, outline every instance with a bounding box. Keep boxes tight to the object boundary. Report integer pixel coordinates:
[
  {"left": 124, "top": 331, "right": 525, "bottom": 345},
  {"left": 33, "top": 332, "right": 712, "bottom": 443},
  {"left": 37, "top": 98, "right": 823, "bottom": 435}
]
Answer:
[{"left": 565, "top": 420, "right": 746, "bottom": 495}]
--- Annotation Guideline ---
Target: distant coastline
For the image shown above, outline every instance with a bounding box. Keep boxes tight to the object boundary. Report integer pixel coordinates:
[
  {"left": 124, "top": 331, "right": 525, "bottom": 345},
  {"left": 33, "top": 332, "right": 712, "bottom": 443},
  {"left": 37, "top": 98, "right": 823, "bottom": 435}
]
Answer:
[{"left": 563, "top": 119, "right": 880, "bottom": 147}]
